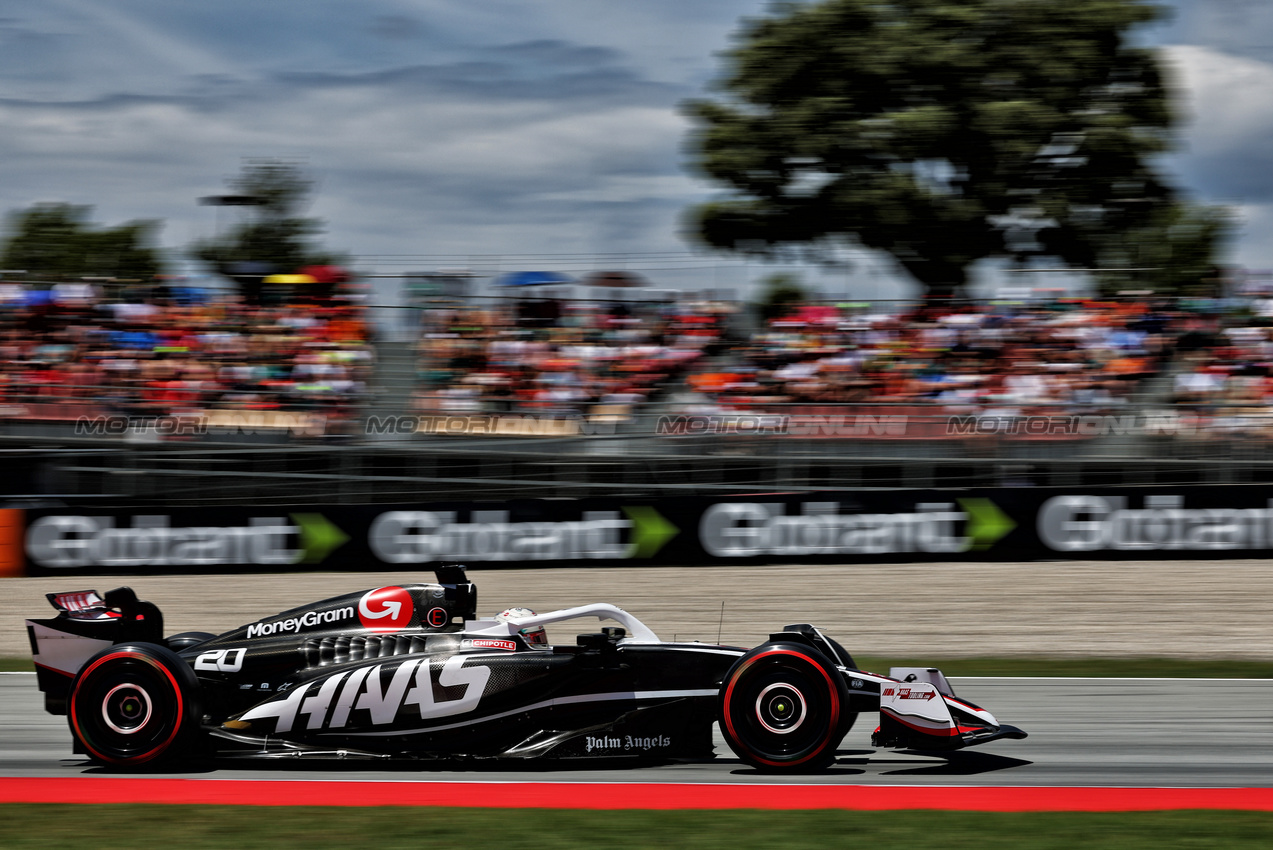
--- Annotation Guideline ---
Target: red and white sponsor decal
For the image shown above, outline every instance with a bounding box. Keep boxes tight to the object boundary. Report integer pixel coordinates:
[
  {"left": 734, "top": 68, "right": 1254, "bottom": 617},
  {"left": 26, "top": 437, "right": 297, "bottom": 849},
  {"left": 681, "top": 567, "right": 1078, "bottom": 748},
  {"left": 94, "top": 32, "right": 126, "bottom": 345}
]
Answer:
[
  {"left": 52, "top": 591, "right": 103, "bottom": 612},
  {"left": 897, "top": 687, "right": 937, "bottom": 701},
  {"left": 882, "top": 686, "right": 936, "bottom": 701},
  {"left": 426, "top": 607, "right": 449, "bottom": 628},
  {"left": 51, "top": 590, "right": 119, "bottom": 620},
  {"left": 462, "top": 638, "right": 517, "bottom": 652},
  {"left": 357, "top": 586, "right": 414, "bottom": 632}
]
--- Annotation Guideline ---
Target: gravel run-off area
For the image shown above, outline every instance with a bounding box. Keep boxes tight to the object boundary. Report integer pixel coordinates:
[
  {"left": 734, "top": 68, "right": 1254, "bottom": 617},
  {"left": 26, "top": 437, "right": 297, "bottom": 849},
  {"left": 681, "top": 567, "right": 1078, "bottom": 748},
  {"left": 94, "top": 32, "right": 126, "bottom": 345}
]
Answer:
[{"left": 4, "top": 560, "right": 1272, "bottom": 660}]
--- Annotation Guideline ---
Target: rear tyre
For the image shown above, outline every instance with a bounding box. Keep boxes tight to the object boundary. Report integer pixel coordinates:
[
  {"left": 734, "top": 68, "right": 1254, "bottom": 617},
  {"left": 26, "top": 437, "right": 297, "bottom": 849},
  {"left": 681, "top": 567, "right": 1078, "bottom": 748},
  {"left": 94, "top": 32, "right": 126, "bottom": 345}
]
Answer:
[
  {"left": 68, "top": 643, "right": 201, "bottom": 769},
  {"left": 165, "top": 632, "right": 216, "bottom": 652},
  {"left": 719, "top": 642, "right": 851, "bottom": 772}
]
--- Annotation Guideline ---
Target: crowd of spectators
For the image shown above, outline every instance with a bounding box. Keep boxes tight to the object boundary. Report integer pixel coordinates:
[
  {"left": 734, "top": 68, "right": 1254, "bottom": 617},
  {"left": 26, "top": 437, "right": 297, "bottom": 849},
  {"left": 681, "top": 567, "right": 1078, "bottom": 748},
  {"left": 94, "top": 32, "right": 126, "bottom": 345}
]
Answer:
[
  {"left": 401, "top": 284, "right": 1273, "bottom": 443},
  {"left": 1167, "top": 296, "right": 1273, "bottom": 437},
  {"left": 0, "top": 279, "right": 373, "bottom": 434},
  {"left": 685, "top": 299, "right": 1176, "bottom": 423},
  {"left": 412, "top": 295, "right": 735, "bottom": 419},
  {"left": 12, "top": 269, "right": 1273, "bottom": 443}
]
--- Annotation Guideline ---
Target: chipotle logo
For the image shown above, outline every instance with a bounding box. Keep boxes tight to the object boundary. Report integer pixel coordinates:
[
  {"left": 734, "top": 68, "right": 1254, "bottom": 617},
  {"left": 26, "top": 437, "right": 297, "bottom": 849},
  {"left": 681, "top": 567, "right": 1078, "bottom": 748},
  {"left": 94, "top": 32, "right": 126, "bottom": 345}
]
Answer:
[{"left": 463, "top": 638, "right": 517, "bottom": 652}]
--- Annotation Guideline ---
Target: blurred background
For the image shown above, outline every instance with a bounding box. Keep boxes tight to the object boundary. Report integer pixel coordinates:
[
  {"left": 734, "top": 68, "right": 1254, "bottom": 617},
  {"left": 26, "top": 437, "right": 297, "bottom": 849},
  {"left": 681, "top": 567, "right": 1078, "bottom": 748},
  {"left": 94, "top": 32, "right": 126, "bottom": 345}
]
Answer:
[{"left": 2, "top": 0, "right": 1272, "bottom": 508}]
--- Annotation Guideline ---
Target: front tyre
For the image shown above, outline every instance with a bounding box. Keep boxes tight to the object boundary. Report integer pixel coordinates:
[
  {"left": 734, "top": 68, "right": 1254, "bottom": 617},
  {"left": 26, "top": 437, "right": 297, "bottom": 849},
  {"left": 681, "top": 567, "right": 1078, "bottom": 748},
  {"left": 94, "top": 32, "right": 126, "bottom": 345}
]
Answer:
[
  {"left": 719, "top": 642, "right": 851, "bottom": 772},
  {"left": 68, "top": 643, "right": 201, "bottom": 769}
]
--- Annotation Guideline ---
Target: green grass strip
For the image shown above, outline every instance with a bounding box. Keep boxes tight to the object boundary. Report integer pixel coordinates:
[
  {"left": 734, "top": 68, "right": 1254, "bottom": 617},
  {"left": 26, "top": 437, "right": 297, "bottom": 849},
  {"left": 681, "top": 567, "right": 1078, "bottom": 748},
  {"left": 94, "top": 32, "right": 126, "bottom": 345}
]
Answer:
[
  {"left": 2, "top": 806, "right": 1273, "bottom": 849},
  {"left": 3, "top": 655, "right": 1270, "bottom": 677}
]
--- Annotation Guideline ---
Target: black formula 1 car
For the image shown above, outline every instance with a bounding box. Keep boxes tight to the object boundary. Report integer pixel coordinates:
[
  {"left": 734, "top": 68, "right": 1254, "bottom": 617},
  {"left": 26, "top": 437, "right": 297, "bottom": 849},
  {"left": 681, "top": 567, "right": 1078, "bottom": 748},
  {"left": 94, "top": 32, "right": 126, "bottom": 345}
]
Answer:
[{"left": 25, "top": 565, "right": 1025, "bottom": 772}]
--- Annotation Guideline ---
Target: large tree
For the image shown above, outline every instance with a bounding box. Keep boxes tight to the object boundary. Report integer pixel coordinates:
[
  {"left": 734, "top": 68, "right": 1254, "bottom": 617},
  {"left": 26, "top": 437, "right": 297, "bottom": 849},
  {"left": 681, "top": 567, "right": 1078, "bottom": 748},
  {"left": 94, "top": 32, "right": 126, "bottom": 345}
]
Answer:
[
  {"left": 193, "top": 159, "right": 344, "bottom": 281},
  {"left": 1090, "top": 200, "right": 1232, "bottom": 296},
  {"left": 0, "top": 203, "right": 163, "bottom": 282},
  {"left": 685, "top": 0, "right": 1213, "bottom": 296}
]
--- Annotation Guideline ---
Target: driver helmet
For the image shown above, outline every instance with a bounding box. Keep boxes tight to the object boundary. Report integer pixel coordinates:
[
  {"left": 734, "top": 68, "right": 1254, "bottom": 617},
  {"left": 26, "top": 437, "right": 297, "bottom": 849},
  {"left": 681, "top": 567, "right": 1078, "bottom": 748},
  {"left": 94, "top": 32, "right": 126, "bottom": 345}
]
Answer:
[{"left": 496, "top": 607, "right": 548, "bottom": 648}]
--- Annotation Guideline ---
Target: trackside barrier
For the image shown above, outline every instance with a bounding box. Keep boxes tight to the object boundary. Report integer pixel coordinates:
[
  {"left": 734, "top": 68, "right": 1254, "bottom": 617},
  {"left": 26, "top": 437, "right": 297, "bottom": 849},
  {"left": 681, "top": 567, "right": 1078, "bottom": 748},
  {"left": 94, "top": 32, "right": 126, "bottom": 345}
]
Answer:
[{"left": 9, "top": 486, "right": 1273, "bottom": 576}]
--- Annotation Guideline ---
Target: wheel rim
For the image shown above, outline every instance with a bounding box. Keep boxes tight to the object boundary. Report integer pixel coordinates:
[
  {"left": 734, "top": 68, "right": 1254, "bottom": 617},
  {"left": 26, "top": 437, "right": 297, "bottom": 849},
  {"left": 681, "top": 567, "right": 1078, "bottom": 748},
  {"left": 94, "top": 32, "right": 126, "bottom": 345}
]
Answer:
[
  {"left": 723, "top": 648, "right": 842, "bottom": 767},
  {"left": 755, "top": 682, "right": 806, "bottom": 734},
  {"left": 101, "top": 684, "right": 154, "bottom": 735},
  {"left": 70, "top": 651, "right": 185, "bottom": 765}
]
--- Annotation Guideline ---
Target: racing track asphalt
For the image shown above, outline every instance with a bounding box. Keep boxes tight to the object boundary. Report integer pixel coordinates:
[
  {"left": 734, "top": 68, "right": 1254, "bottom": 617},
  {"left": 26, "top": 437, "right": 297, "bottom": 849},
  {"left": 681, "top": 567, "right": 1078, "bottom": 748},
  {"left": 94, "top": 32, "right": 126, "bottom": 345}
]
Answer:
[{"left": 4, "top": 673, "right": 1272, "bottom": 789}]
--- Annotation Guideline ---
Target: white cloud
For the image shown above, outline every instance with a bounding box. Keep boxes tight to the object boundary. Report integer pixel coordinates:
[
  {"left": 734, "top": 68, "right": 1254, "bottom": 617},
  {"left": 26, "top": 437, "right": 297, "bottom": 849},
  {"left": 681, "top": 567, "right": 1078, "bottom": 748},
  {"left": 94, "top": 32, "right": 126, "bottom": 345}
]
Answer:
[
  {"left": 49, "top": 0, "right": 232, "bottom": 78},
  {"left": 4, "top": 2, "right": 1273, "bottom": 294},
  {"left": 1166, "top": 44, "right": 1273, "bottom": 157},
  {"left": 0, "top": 50, "right": 706, "bottom": 276},
  {"left": 1225, "top": 203, "right": 1273, "bottom": 269},
  {"left": 1161, "top": 43, "right": 1273, "bottom": 215}
]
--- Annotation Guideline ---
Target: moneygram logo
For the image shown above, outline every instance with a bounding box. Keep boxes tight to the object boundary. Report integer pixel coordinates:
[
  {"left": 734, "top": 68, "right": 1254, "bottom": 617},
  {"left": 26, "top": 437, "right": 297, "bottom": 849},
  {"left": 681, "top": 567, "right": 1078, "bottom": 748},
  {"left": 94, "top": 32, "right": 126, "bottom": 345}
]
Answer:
[
  {"left": 246, "top": 606, "right": 354, "bottom": 639},
  {"left": 358, "top": 586, "right": 415, "bottom": 632}
]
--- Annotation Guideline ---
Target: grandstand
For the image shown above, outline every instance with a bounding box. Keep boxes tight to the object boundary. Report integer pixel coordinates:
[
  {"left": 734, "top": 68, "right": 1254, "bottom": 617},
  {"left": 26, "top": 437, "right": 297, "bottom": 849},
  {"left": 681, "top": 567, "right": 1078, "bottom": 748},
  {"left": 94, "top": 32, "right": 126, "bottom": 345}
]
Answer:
[{"left": 2, "top": 276, "right": 1272, "bottom": 506}]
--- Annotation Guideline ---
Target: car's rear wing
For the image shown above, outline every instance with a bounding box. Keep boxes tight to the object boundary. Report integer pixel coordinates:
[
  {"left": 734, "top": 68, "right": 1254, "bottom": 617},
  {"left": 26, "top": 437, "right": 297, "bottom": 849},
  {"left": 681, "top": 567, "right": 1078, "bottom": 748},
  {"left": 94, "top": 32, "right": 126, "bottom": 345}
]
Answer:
[{"left": 25, "top": 587, "right": 165, "bottom": 714}]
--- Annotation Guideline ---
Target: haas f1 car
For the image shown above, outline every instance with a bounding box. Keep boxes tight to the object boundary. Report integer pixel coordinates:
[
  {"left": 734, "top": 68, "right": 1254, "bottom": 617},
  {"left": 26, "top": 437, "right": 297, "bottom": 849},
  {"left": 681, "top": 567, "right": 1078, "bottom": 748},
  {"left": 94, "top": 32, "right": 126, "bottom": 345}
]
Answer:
[{"left": 25, "top": 566, "right": 1025, "bottom": 772}]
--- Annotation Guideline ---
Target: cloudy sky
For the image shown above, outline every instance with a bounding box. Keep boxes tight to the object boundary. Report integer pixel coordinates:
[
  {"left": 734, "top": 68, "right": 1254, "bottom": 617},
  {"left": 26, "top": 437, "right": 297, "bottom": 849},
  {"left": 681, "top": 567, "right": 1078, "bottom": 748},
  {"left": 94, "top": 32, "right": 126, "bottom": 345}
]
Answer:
[{"left": 1, "top": 0, "right": 1270, "bottom": 301}]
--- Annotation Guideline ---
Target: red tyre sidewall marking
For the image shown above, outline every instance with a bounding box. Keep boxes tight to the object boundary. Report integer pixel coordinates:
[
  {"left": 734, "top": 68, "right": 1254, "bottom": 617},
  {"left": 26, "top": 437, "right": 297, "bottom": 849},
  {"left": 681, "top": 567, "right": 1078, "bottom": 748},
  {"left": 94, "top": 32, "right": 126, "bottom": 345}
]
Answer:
[
  {"left": 70, "top": 651, "right": 184, "bottom": 766},
  {"left": 722, "top": 648, "right": 841, "bottom": 768}
]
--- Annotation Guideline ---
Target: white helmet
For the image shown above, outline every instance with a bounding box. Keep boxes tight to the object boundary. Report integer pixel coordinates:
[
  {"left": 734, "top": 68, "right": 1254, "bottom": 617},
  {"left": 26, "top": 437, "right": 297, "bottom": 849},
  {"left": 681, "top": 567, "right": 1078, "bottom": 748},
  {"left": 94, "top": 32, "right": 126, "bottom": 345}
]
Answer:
[{"left": 496, "top": 607, "right": 548, "bottom": 648}]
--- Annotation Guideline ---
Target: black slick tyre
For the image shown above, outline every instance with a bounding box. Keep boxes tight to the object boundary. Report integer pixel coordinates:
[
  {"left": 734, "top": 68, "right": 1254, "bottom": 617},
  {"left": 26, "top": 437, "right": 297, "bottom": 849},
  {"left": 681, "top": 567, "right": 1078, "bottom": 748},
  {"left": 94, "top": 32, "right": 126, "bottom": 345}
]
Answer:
[
  {"left": 719, "top": 642, "right": 851, "bottom": 772},
  {"left": 68, "top": 642, "right": 202, "bottom": 769},
  {"left": 165, "top": 631, "right": 216, "bottom": 652}
]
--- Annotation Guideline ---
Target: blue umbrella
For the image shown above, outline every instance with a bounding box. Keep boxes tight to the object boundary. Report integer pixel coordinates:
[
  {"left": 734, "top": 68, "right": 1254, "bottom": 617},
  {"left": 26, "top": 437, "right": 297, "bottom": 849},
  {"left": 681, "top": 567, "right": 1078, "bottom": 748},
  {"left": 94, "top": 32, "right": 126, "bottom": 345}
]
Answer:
[{"left": 495, "top": 271, "right": 574, "bottom": 287}]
